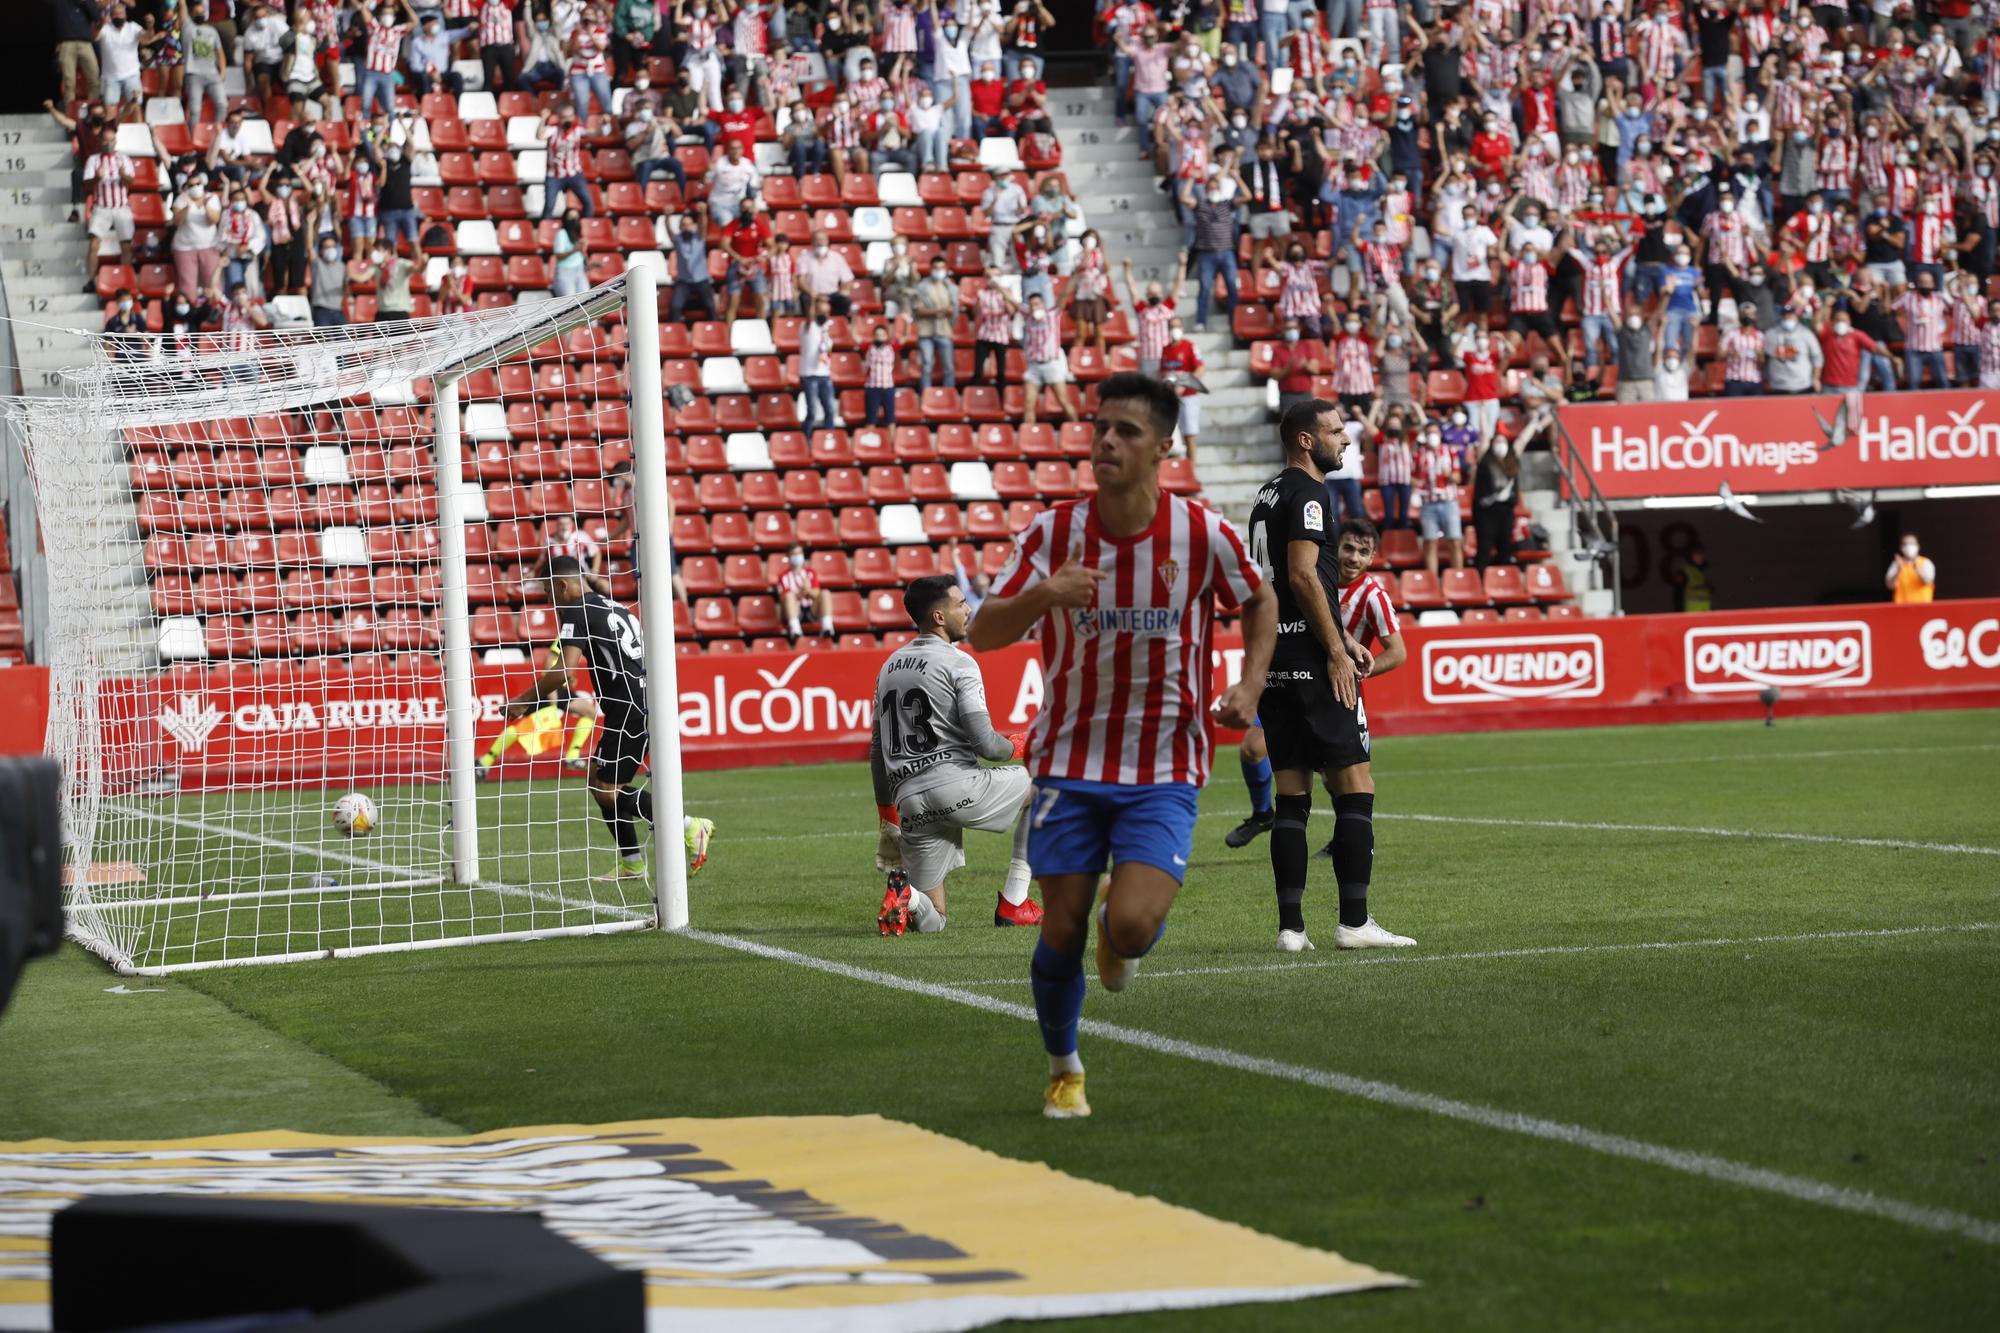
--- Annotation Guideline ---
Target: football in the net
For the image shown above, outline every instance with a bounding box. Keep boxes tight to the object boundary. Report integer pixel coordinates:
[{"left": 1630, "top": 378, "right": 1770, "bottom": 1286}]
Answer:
[{"left": 332, "top": 793, "right": 378, "bottom": 837}]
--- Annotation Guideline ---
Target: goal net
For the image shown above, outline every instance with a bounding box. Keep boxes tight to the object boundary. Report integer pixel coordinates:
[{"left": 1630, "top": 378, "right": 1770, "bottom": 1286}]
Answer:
[{"left": 6, "top": 263, "right": 688, "bottom": 974}]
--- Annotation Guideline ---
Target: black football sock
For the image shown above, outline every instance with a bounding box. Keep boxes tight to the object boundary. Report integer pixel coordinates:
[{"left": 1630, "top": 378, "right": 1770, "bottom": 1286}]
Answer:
[
  {"left": 610, "top": 791, "right": 642, "bottom": 860},
  {"left": 598, "top": 800, "right": 635, "bottom": 859},
  {"left": 1333, "top": 792, "right": 1375, "bottom": 928},
  {"left": 1271, "top": 794, "right": 1310, "bottom": 934}
]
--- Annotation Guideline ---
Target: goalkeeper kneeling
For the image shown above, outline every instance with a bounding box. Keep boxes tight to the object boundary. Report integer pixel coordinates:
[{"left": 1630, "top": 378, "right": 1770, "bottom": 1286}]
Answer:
[{"left": 870, "top": 577, "right": 1043, "bottom": 936}]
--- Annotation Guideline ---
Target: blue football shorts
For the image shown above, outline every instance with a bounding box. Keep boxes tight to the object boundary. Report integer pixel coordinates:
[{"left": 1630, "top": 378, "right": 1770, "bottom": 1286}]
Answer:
[{"left": 1027, "top": 778, "right": 1202, "bottom": 883}]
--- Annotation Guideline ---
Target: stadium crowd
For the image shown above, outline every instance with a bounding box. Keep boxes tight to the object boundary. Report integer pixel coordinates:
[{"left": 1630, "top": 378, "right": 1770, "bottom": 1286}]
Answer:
[
  {"left": 1107, "top": 0, "right": 2000, "bottom": 435},
  {"left": 56, "top": 0, "right": 1082, "bottom": 371}
]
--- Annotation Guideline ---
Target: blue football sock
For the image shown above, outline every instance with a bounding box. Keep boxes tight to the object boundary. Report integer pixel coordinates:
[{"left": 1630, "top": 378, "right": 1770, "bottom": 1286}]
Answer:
[
  {"left": 1241, "top": 754, "right": 1274, "bottom": 816},
  {"left": 1030, "top": 938, "right": 1086, "bottom": 1058}
]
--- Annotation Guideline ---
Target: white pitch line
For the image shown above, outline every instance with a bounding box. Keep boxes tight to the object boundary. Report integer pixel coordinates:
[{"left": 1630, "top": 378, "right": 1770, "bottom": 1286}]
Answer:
[
  {"left": 948, "top": 922, "right": 2000, "bottom": 987},
  {"left": 1383, "top": 740, "right": 2000, "bottom": 778},
  {"left": 681, "top": 928, "right": 2000, "bottom": 1247},
  {"left": 1381, "top": 811, "right": 2000, "bottom": 858},
  {"left": 715, "top": 810, "right": 2000, "bottom": 858},
  {"left": 106, "top": 803, "right": 647, "bottom": 922}
]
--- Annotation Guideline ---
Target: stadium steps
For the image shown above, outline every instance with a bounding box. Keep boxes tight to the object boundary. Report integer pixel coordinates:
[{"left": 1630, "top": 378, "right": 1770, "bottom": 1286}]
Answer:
[
  {"left": 0, "top": 113, "right": 152, "bottom": 667},
  {"left": 1516, "top": 457, "right": 1615, "bottom": 616},
  {"left": 1052, "top": 89, "right": 1264, "bottom": 521}
]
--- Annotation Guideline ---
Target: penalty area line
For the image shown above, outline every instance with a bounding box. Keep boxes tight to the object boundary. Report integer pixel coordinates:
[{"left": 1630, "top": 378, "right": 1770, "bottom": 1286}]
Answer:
[
  {"left": 106, "top": 803, "right": 648, "bottom": 922},
  {"left": 949, "top": 922, "right": 2000, "bottom": 986},
  {"left": 681, "top": 927, "right": 2000, "bottom": 1248}
]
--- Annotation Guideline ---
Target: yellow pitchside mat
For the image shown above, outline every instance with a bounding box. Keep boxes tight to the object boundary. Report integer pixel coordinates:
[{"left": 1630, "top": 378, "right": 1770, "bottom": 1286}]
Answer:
[{"left": 0, "top": 1116, "right": 1409, "bottom": 1331}]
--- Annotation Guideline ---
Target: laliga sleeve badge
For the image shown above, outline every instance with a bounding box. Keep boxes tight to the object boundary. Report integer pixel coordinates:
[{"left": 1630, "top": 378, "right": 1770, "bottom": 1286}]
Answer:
[{"left": 1303, "top": 499, "right": 1324, "bottom": 533}]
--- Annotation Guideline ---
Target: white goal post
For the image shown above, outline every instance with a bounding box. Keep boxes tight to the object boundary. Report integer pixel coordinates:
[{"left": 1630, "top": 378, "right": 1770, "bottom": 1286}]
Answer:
[{"left": 5, "top": 259, "right": 688, "bottom": 974}]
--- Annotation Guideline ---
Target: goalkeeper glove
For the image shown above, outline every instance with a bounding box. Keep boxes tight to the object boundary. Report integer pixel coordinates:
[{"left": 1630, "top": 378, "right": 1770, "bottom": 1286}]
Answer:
[
  {"left": 875, "top": 803, "right": 903, "bottom": 872},
  {"left": 1008, "top": 732, "right": 1029, "bottom": 761}
]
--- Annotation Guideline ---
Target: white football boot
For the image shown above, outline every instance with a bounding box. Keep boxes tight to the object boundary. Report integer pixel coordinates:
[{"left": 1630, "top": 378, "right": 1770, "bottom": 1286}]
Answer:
[
  {"left": 1277, "top": 929, "right": 1316, "bottom": 953},
  {"left": 1334, "top": 917, "right": 1416, "bottom": 949}
]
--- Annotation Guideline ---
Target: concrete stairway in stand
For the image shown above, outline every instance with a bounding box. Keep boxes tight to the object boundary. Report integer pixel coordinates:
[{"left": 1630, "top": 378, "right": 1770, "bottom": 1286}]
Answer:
[
  {"left": 0, "top": 111, "right": 153, "bottom": 669},
  {"left": 1049, "top": 86, "right": 1273, "bottom": 524}
]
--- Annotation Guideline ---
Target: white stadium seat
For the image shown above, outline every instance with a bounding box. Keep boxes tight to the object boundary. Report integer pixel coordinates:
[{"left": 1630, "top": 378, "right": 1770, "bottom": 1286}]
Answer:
[
  {"left": 700, "top": 356, "right": 748, "bottom": 394},
  {"left": 878, "top": 504, "right": 926, "bottom": 545},
  {"left": 947, "top": 462, "right": 997, "bottom": 501},
  {"left": 725, "top": 433, "right": 773, "bottom": 470},
  {"left": 730, "top": 319, "right": 777, "bottom": 356}
]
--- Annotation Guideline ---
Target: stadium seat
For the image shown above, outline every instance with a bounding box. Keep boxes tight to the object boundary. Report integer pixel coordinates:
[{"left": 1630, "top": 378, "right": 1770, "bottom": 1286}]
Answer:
[
  {"left": 1483, "top": 565, "right": 1532, "bottom": 605},
  {"left": 867, "top": 589, "right": 909, "bottom": 628},
  {"left": 1399, "top": 570, "right": 1445, "bottom": 609},
  {"left": 1546, "top": 603, "right": 1584, "bottom": 620},
  {"left": 1504, "top": 606, "right": 1546, "bottom": 622},
  {"left": 1461, "top": 608, "right": 1502, "bottom": 625},
  {"left": 693, "top": 597, "right": 739, "bottom": 637},
  {"left": 1442, "top": 568, "right": 1486, "bottom": 608},
  {"left": 1526, "top": 563, "right": 1571, "bottom": 602}
]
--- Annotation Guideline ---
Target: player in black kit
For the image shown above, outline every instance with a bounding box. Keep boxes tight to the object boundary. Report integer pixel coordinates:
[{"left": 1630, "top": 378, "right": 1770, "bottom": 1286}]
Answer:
[
  {"left": 1245, "top": 399, "right": 1416, "bottom": 953},
  {"left": 504, "top": 554, "right": 659, "bottom": 880}
]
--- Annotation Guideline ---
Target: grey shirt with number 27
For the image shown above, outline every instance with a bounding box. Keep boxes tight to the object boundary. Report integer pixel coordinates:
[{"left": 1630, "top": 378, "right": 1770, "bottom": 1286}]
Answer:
[{"left": 868, "top": 634, "right": 1016, "bottom": 807}]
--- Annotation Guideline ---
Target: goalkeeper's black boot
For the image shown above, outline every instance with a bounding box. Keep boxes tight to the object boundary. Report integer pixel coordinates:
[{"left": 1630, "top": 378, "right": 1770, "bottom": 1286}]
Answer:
[{"left": 1224, "top": 807, "right": 1275, "bottom": 849}]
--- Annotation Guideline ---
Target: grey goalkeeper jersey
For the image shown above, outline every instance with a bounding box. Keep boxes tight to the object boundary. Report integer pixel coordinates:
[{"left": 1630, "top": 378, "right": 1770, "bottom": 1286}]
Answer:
[{"left": 869, "top": 634, "right": 1017, "bottom": 806}]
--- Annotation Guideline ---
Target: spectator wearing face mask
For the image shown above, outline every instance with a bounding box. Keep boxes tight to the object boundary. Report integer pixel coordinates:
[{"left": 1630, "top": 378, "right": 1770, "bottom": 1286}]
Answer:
[
  {"left": 1415, "top": 416, "right": 1466, "bottom": 579},
  {"left": 1659, "top": 242, "right": 1705, "bottom": 358},
  {"left": 1886, "top": 534, "right": 1937, "bottom": 604},
  {"left": 1895, "top": 274, "right": 1952, "bottom": 390},
  {"left": 170, "top": 175, "right": 225, "bottom": 310},
  {"left": 1816, "top": 300, "right": 1885, "bottom": 393},
  {"left": 1124, "top": 255, "right": 1184, "bottom": 378},
  {"left": 1763, "top": 307, "right": 1823, "bottom": 394},
  {"left": 669, "top": 205, "right": 717, "bottom": 320},
  {"left": 1472, "top": 435, "right": 1519, "bottom": 569},
  {"left": 795, "top": 228, "right": 856, "bottom": 317},
  {"left": 912, "top": 256, "right": 961, "bottom": 392},
  {"left": 104, "top": 288, "right": 147, "bottom": 359},
  {"left": 1157, "top": 318, "right": 1205, "bottom": 461},
  {"left": 307, "top": 230, "right": 348, "bottom": 327},
  {"left": 1267, "top": 317, "right": 1325, "bottom": 416},
  {"left": 799, "top": 297, "right": 839, "bottom": 433},
  {"left": 778, "top": 542, "right": 837, "bottom": 639},
  {"left": 362, "top": 242, "right": 415, "bottom": 323}
]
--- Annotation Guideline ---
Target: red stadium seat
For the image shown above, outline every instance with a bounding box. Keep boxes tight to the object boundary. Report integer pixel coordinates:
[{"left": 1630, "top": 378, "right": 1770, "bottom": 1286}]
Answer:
[
  {"left": 1442, "top": 568, "right": 1487, "bottom": 607},
  {"left": 1483, "top": 565, "right": 1532, "bottom": 605},
  {"left": 1399, "top": 571, "right": 1445, "bottom": 609},
  {"left": 1526, "top": 563, "right": 1571, "bottom": 602}
]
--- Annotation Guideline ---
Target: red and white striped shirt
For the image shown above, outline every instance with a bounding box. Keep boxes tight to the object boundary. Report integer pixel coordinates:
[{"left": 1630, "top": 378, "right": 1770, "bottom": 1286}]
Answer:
[
  {"left": 266, "top": 191, "right": 301, "bottom": 244},
  {"left": 348, "top": 167, "right": 378, "bottom": 218},
  {"left": 545, "top": 122, "right": 585, "bottom": 178},
  {"left": 1895, "top": 290, "right": 1948, "bottom": 354},
  {"left": 1770, "top": 80, "right": 1805, "bottom": 133},
  {"left": 1580, "top": 252, "right": 1626, "bottom": 317},
  {"left": 1785, "top": 209, "right": 1832, "bottom": 263},
  {"left": 1858, "top": 135, "right": 1888, "bottom": 195},
  {"left": 1816, "top": 135, "right": 1852, "bottom": 194},
  {"left": 684, "top": 15, "right": 718, "bottom": 50},
  {"left": 1949, "top": 295, "right": 1982, "bottom": 346},
  {"left": 1416, "top": 442, "right": 1460, "bottom": 505},
  {"left": 777, "top": 565, "right": 820, "bottom": 597},
  {"left": 735, "top": 5, "right": 770, "bottom": 56},
  {"left": 1023, "top": 306, "right": 1062, "bottom": 364},
  {"left": 1886, "top": 164, "right": 1920, "bottom": 214},
  {"left": 1702, "top": 211, "right": 1752, "bottom": 267},
  {"left": 826, "top": 105, "right": 861, "bottom": 150},
  {"left": 1375, "top": 436, "right": 1413, "bottom": 487},
  {"left": 881, "top": 2, "right": 918, "bottom": 52},
  {"left": 221, "top": 201, "right": 256, "bottom": 248},
  {"left": 1289, "top": 28, "right": 1331, "bottom": 81},
  {"left": 364, "top": 20, "right": 410, "bottom": 74},
  {"left": 1338, "top": 574, "right": 1399, "bottom": 650},
  {"left": 994, "top": 495, "right": 1262, "bottom": 787},
  {"left": 84, "top": 151, "right": 131, "bottom": 210},
  {"left": 479, "top": 0, "right": 515, "bottom": 48},
  {"left": 1635, "top": 16, "right": 1683, "bottom": 84},
  {"left": 221, "top": 299, "right": 262, "bottom": 353},
  {"left": 1594, "top": 15, "right": 1625, "bottom": 62},
  {"left": 1721, "top": 325, "right": 1765, "bottom": 382},
  {"left": 1508, "top": 258, "right": 1551, "bottom": 313},
  {"left": 1330, "top": 333, "right": 1375, "bottom": 395},
  {"left": 863, "top": 340, "right": 899, "bottom": 388},
  {"left": 1358, "top": 240, "right": 1402, "bottom": 290},
  {"left": 974, "top": 286, "right": 1013, "bottom": 343},
  {"left": 1979, "top": 320, "right": 2000, "bottom": 388},
  {"left": 1556, "top": 160, "right": 1593, "bottom": 210},
  {"left": 1970, "top": 172, "right": 1999, "bottom": 230},
  {"left": 568, "top": 26, "right": 608, "bottom": 75},
  {"left": 1910, "top": 208, "right": 1951, "bottom": 265},
  {"left": 1136, "top": 300, "right": 1174, "bottom": 361}
]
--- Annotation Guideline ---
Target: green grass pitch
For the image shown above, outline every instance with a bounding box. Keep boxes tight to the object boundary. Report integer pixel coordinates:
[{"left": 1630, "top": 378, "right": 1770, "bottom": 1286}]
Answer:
[{"left": 4, "top": 708, "right": 1998, "bottom": 1329}]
